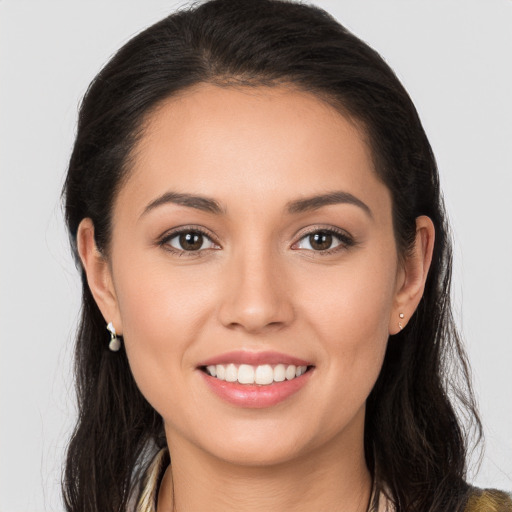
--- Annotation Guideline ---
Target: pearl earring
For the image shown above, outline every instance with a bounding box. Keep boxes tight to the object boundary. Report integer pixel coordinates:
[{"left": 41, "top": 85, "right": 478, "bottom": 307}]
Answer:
[
  {"left": 398, "top": 312, "right": 405, "bottom": 331},
  {"left": 107, "top": 322, "right": 121, "bottom": 352}
]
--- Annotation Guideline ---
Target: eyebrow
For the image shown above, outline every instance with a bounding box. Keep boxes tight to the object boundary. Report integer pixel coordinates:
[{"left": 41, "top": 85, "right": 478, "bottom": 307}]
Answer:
[
  {"left": 286, "top": 191, "right": 373, "bottom": 218},
  {"left": 141, "top": 191, "right": 225, "bottom": 217},
  {"left": 140, "top": 189, "right": 372, "bottom": 219}
]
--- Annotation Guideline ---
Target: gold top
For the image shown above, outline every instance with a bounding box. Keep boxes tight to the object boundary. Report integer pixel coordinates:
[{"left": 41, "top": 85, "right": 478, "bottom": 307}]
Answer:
[{"left": 465, "top": 489, "right": 512, "bottom": 512}]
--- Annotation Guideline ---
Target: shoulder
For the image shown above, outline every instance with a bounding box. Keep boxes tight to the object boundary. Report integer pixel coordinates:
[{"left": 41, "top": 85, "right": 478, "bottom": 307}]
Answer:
[{"left": 464, "top": 488, "right": 512, "bottom": 512}]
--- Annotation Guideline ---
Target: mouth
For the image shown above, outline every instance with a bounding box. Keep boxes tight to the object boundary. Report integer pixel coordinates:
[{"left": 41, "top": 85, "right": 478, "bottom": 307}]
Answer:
[
  {"left": 200, "top": 363, "right": 312, "bottom": 385},
  {"left": 197, "top": 351, "right": 315, "bottom": 408}
]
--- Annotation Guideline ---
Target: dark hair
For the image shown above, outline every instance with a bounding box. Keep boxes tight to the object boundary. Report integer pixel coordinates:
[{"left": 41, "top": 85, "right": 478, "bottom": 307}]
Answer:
[{"left": 62, "top": 0, "right": 481, "bottom": 510}]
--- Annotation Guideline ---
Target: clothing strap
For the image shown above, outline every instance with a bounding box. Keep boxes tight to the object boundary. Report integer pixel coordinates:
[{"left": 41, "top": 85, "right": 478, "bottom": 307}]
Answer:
[{"left": 136, "top": 448, "right": 169, "bottom": 512}]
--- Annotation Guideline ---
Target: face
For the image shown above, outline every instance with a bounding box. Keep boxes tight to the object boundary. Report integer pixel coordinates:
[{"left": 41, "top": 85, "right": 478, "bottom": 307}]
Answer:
[{"left": 90, "top": 84, "right": 409, "bottom": 466}]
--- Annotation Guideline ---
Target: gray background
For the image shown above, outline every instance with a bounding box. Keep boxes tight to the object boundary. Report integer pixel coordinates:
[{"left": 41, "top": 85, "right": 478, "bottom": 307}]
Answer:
[{"left": 1, "top": 1, "right": 511, "bottom": 510}]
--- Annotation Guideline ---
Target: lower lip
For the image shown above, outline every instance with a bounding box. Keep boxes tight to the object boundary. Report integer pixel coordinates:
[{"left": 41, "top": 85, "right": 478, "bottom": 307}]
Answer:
[{"left": 199, "top": 369, "right": 313, "bottom": 408}]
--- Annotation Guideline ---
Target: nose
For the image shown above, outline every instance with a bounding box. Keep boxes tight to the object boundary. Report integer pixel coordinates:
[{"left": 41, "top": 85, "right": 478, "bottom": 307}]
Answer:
[{"left": 217, "top": 247, "right": 295, "bottom": 334}]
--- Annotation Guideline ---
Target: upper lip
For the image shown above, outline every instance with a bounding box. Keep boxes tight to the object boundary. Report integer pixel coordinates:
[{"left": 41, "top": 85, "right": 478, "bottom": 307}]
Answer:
[{"left": 197, "top": 350, "right": 313, "bottom": 368}]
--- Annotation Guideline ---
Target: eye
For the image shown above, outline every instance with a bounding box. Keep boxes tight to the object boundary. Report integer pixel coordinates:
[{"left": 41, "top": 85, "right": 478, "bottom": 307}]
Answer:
[
  {"left": 161, "top": 229, "right": 219, "bottom": 253},
  {"left": 294, "top": 229, "right": 353, "bottom": 252}
]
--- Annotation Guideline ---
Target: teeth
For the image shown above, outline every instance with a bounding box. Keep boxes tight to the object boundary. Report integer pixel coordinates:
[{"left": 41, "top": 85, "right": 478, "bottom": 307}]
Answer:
[
  {"left": 216, "top": 364, "right": 226, "bottom": 380},
  {"left": 205, "top": 363, "right": 308, "bottom": 385},
  {"left": 255, "top": 364, "right": 274, "bottom": 385},
  {"left": 273, "top": 364, "right": 285, "bottom": 382},
  {"left": 225, "top": 363, "right": 238, "bottom": 382},
  {"left": 238, "top": 364, "right": 255, "bottom": 384},
  {"left": 285, "top": 365, "right": 296, "bottom": 380}
]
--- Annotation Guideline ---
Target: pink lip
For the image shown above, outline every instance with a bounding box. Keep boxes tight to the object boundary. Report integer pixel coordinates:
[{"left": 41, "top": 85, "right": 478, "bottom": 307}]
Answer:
[
  {"left": 197, "top": 350, "right": 312, "bottom": 367},
  {"left": 199, "top": 369, "right": 313, "bottom": 408}
]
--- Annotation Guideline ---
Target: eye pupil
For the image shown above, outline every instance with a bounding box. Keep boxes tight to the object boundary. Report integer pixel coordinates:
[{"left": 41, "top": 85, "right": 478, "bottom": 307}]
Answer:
[
  {"left": 310, "top": 232, "right": 332, "bottom": 250},
  {"left": 179, "top": 232, "right": 203, "bottom": 251}
]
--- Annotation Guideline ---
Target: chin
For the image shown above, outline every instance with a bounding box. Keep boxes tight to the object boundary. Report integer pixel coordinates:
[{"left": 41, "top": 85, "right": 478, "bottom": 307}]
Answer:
[{"left": 207, "top": 437, "right": 309, "bottom": 468}]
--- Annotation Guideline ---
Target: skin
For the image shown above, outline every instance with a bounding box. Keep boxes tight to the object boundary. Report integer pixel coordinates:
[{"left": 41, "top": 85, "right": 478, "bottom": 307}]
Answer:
[{"left": 77, "top": 84, "right": 434, "bottom": 511}]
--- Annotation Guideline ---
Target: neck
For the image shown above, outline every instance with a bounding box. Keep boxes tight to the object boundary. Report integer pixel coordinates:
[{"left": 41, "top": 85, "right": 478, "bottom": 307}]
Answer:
[{"left": 158, "top": 420, "right": 372, "bottom": 512}]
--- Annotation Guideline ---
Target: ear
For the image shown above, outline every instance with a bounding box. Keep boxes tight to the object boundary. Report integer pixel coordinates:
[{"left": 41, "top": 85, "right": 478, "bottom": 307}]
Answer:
[
  {"left": 389, "top": 215, "right": 435, "bottom": 335},
  {"left": 76, "top": 218, "right": 123, "bottom": 334}
]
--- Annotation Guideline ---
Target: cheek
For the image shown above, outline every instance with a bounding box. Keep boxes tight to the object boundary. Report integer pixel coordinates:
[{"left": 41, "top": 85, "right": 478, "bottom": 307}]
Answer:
[
  {"left": 110, "top": 253, "right": 218, "bottom": 410},
  {"left": 297, "top": 250, "right": 397, "bottom": 398},
  {"left": 300, "top": 248, "right": 397, "bottom": 343},
  {"left": 114, "top": 247, "right": 219, "bottom": 333}
]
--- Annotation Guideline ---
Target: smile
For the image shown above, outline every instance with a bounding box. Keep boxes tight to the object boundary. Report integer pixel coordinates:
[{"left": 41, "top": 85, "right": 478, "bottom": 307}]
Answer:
[
  {"left": 197, "top": 351, "right": 315, "bottom": 408},
  {"left": 204, "top": 363, "right": 309, "bottom": 385}
]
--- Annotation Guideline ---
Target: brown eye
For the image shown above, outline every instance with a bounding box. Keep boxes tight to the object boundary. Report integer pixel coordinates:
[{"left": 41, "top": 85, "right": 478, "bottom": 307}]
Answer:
[
  {"left": 179, "top": 232, "right": 203, "bottom": 250},
  {"left": 295, "top": 229, "right": 351, "bottom": 252},
  {"left": 309, "top": 232, "right": 333, "bottom": 250},
  {"left": 166, "top": 230, "right": 216, "bottom": 252}
]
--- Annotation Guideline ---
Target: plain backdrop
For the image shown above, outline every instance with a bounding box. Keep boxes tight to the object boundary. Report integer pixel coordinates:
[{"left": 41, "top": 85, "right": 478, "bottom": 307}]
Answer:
[{"left": 1, "top": 1, "right": 511, "bottom": 510}]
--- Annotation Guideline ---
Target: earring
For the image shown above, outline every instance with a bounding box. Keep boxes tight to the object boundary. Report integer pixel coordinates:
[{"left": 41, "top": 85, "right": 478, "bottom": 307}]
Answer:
[
  {"left": 107, "top": 322, "right": 121, "bottom": 352},
  {"left": 398, "top": 312, "right": 405, "bottom": 331}
]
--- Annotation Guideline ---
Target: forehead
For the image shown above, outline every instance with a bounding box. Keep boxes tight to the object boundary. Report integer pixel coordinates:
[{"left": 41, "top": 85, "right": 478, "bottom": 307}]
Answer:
[{"left": 118, "top": 83, "right": 390, "bottom": 219}]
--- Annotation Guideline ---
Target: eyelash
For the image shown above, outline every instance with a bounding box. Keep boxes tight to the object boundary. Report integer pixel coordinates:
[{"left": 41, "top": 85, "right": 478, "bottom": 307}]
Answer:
[
  {"left": 158, "top": 226, "right": 220, "bottom": 257},
  {"left": 292, "top": 227, "right": 355, "bottom": 255},
  {"left": 158, "top": 226, "right": 355, "bottom": 257}
]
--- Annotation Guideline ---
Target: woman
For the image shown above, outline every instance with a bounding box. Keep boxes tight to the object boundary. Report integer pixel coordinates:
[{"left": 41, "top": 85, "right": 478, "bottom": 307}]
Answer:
[{"left": 62, "top": 0, "right": 511, "bottom": 510}]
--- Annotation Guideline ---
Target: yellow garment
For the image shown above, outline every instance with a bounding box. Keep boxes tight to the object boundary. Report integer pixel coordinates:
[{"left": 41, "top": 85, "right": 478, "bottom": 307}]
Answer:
[{"left": 465, "top": 489, "right": 512, "bottom": 512}]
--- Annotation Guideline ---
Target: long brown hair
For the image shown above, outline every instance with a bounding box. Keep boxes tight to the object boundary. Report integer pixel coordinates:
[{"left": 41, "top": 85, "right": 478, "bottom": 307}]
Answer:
[{"left": 62, "top": 1, "right": 481, "bottom": 510}]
